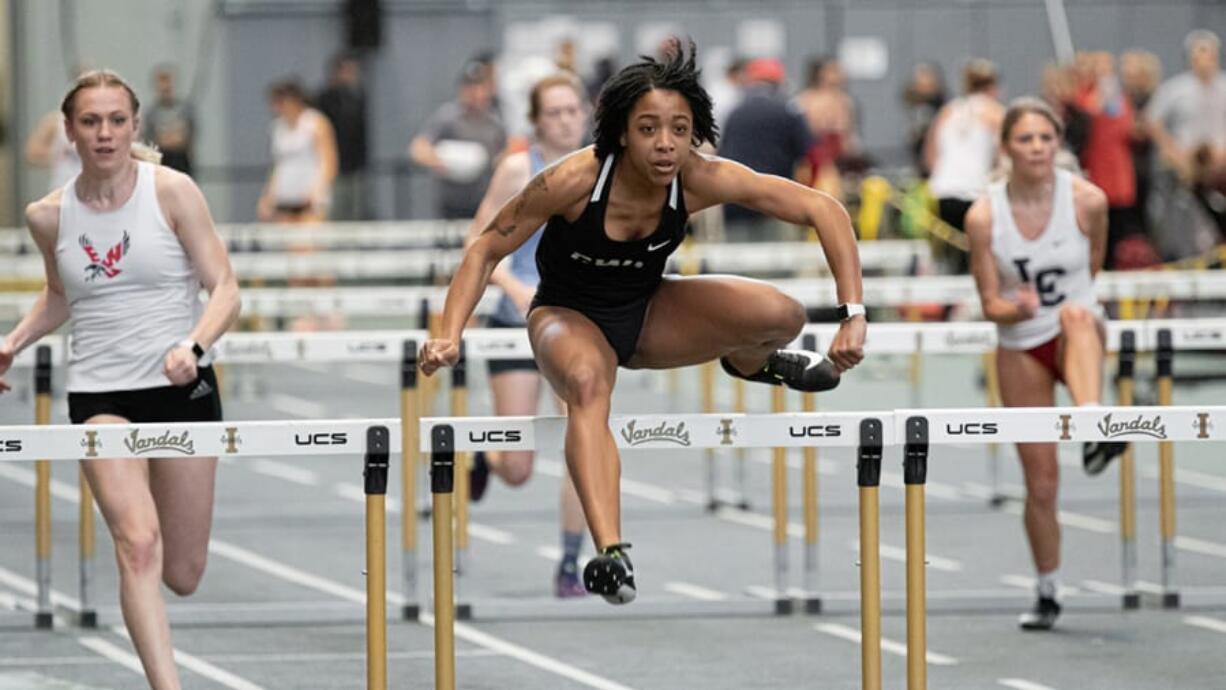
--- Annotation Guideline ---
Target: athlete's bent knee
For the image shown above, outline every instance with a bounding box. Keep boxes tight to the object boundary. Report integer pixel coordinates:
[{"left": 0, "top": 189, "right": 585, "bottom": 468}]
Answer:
[
  {"left": 500, "top": 452, "right": 534, "bottom": 486},
  {"left": 164, "top": 555, "right": 207, "bottom": 596},
  {"left": 760, "top": 293, "right": 806, "bottom": 341}
]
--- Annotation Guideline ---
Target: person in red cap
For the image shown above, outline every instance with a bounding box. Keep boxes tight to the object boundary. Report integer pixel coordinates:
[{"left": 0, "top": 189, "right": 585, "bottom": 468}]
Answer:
[{"left": 718, "top": 56, "right": 817, "bottom": 241}]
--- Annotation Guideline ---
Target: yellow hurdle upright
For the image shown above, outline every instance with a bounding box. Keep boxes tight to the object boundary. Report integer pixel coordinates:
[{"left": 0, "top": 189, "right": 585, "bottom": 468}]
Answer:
[
  {"left": 856, "top": 419, "right": 883, "bottom": 690},
  {"left": 34, "top": 346, "right": 53, "bottom": 629},
  {"left": 430, "top": 426, "right": 457, "bottom": 690},
  {"left": 363, "top": 427, "right": 390, "bottom": 690}
]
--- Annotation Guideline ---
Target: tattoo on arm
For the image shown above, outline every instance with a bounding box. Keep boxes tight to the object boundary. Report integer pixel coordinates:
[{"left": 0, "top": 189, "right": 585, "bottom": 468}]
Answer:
[{"left": 482, "top": 169, "right": 551, "bottom": 238}]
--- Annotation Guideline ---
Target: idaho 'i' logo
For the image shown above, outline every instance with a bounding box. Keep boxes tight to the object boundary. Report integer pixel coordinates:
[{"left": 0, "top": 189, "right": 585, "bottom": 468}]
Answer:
[
  {"left": 1057, "top": 415, "right": 1073, "bottom": 441},
  {"left": 717, "top": 419, "right": 736, "bottom": 445},
  {"left": 221, "top": 427, "right": 241, "bottom": 454},
  {"left": 81, "top": 431, "right": 100, "bottom": 458},
  {"left": 1195, "top": 413, "right": 1211, "bottom": 440}
]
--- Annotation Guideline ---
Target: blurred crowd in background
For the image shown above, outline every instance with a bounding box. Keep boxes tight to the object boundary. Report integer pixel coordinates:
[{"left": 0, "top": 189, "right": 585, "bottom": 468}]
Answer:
[{"left": 16, "top": 28, "right": 1226, "bottom": 273}]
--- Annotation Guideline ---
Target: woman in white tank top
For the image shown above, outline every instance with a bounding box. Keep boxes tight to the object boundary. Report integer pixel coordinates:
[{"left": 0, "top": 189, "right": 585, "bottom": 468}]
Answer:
[
  {"left": 965, "top": 97, "right": 1123, "bottom": 632},
  {"left": 0, "top": 70, "right": 239, "bottom": 690},
  {"left": 256, "top": 79, "right": 338, "bottom": 224}
]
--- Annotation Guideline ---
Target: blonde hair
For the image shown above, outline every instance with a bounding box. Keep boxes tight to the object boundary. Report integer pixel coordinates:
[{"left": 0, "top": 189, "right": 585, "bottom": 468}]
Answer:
[
  {"left": 60, "top": 69, "right": 162, "bottom": 164},
  {"left": 963, "top": 58, "right": 998, "bottom": 94}
]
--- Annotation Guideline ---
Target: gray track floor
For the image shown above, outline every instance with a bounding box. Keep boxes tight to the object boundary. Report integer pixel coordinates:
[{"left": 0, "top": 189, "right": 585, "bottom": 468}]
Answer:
[{"left": 2, "top": 353, "right": 1225, "bottom": 689}]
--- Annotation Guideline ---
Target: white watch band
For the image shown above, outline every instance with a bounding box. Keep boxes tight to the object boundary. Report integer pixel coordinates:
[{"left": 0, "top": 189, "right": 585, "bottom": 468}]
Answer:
[{"left": 840, "top": 303, "right": 866, "bottom": 320}]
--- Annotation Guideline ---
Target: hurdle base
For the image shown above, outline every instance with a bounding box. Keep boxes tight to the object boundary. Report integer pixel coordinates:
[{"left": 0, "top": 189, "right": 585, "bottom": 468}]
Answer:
[
  {"left": 773, "top": 598, "right": 793, "bottom": 616},
  {"left": 803, "top": 597, "right": 823, "bottom": 615},
  {"left": 34, "top": 612, "right": 53, "bottom": 629},
  {"left": 456, "top": 603, "right": 473, "bottom": 620},
  {"left": 1162, "top": 592, "right": 1181, "bottom": 609},
  {"left": 78, "top": 610, "right": 98, "bottom": 628},
  {"left": 401, "top": 604, "right": 421, "bottom": 621}
]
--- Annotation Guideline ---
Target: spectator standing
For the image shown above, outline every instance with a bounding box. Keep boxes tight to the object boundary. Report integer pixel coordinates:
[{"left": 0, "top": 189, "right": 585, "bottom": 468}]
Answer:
[
  {"left": 410, "top": 59, "right": 507, "bottom": 220},
  {"left": 142, "top": 65, "right": 195, "bottom": 176},
  {"left": 315, "top": 53, "right": 370, "bottom": 221}
]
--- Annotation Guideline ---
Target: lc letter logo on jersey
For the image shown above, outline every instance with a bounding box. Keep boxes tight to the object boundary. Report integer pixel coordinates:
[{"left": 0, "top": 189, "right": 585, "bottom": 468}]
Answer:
[
  {"left": 295, "top": 432, "right": 348, "bottom": 446},
  {"left": 80, "top": 231, "right": 131, "bottom": 281}
]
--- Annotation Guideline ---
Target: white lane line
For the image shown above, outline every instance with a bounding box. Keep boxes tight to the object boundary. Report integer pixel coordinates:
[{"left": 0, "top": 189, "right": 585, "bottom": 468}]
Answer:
[
  {"left": 815, "top": 623, "right": 958, "bottom": 666},
  {"left": 206, "top": 538, "right": 635, "bottom": 690},
  {"left": 0, "top": 591, "right": 16, "bottom": 610},
  {"left": 745, "top": 585, "right": 781, "bottom": 600},
  {"left": 1185, "top": 615, "right": 1226, "bottom": 634},
  {"left": 112, "top": 626, "right": 265, "bottom": 690},
  {"left": 1135, "top": 580, "right": 1165, "bottom": 595},
  {"left": 267, "top": 393, "right": 327, "bottom": 419},
  {"left": 0, "top": 564, "right": 82, "bottom": 610},
  {"left": 999, "top": 678, "right": 1060, "bottom": 690},
  {"left": 664, "top": 581, "right": 728, "bottom": 601},
  {"left": 1080, "top": 579, "right": 1127, "bottom": 596},
  {"left": 332, "top": 482, "right": 513, "bottom": 545},
  {"left": 251, "top": 459, "right": 319, "bottom": 486},
  {"left": 538, "top": 460, "right": 674, "bottom": 504},
  {"left": 999, "top": 575, "right": 1080, "bottom": 597},
  {"left": 468, "top": 522, "right": 516, "bottom": 545},
  {"left": 846, "top": 540, "right": 963, "bottom": 572},
  {"left": 536, "top": 546, "right": 562, "bottom": 561},
  {"left": 208, "top": 540, "right": 368, "bottom": 603},
  {"left": 338, "top": 363, "right": 393, "bottom": 387},
  {"left": 203, "top": 649, "right": 502, "bottom": 663},
  {"left": 0, "top": 463, "right": 80, "bottom": 502},
  {"left": 1002, "top": 503, "right": 1116, "bottom": 534},
  {"left": 750, "top": 454, "right": 840, "bottom": 476},
  {"left": 77, "top": 636, "right": 146, "bottom": 677},
  {"left": 880, "top": 471, "right": 966, "bottom": 501},
  {"left": 0, "top": 465, "right": 627, "bottom": 688},
  {"left": 0, "top": 655, "right": 111, "bottom": 666},
  {"left": 1142, "top": 466, "right": 1226, "bottom": 493},
  {"left": 1175, "top": 535, "right": 1226, "bottom": 559}
]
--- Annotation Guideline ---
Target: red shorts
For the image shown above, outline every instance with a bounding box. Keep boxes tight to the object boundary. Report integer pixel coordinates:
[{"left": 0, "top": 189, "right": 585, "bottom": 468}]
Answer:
[{"left": 1021, "top": 336, "right": 1064, "bottom": 384}]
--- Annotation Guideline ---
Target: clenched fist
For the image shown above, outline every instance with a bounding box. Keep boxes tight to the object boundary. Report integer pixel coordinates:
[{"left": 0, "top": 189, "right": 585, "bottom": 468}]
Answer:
[{"left": 419, "top": 338, "right": 460, "bottom": 377}]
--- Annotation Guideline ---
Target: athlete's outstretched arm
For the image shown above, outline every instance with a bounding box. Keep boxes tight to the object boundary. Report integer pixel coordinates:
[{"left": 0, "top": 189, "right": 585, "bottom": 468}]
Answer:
[
  {"left": 0, "top": 196, "right": 72, "bottom": 392},
  {"left": 685, "top": 155, "right": 865, "bottom": 371},
  {"left": 421, "top": 152, "right": 590, "bottom": 376},
  {"left": 965, "top": 197, "right": 1037, "bottom": 324},
  {"left": 462, "top": 153, "right": 536, "bottom": 314}
]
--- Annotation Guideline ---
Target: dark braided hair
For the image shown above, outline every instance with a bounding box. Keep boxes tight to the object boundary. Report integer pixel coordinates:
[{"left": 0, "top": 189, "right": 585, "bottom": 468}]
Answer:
[{"left": 593, "top": 38, "right": 717, "bottom": 159}]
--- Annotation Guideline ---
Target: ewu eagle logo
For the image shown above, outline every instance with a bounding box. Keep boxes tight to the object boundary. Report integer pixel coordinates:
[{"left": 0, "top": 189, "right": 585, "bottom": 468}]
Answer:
[{"left": 79, "top": 232, "right": 130, "bottom": 281}]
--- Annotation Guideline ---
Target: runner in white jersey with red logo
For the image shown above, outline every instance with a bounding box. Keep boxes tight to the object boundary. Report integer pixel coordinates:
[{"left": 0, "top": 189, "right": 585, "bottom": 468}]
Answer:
[
  {"left": 966, "top": 96, "right": 1126, "bottom": 632},
  {"left": 0, "top": 70, "right": 240, "bottom": 690}
]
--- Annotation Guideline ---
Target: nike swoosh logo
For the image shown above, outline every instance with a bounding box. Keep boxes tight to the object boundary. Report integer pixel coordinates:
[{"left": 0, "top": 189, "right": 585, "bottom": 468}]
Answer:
[{"left": 647, "top": 241, "right": 670, "bottom": 252}]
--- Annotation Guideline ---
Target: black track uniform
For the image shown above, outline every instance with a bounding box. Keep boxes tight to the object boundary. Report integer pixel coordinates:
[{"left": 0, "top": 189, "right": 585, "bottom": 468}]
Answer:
[{"left": 530, "top": 155, "right": 688, "bottom": 364}]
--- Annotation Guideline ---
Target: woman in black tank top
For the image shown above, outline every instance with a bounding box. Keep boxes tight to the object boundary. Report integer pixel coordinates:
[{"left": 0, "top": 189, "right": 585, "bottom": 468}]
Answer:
[{"left": 420, "top": 40, "right": 867, "bottom": 604}]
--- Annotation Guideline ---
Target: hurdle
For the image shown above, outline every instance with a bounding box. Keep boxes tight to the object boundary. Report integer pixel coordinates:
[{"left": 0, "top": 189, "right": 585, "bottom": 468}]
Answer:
[
  {"left": 0, "top": 418, "right": 396, "bottom": 690},
  {"left": 423, "top": 403, "right": 1226, "bottom": 690}
]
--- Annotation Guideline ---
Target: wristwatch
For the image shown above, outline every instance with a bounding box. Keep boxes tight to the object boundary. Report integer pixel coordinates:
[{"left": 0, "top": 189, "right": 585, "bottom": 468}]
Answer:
[
  {"left": 837, "top": 303, "right": 867, "bottom": 321},
  {"left": 178, "top": 339, "right": 206, "bottom": 360}
]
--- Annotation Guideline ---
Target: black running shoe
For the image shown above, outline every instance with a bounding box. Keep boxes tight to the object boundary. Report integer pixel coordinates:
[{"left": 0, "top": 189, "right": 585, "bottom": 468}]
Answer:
[
  {"left": 1082, "top": 441, "right": 1127, "bottom": 476},
  {"left": 583, "top": 543, "right": 636, "bottom": 604},
  {"left": 720, "top": 350, "right": 841, "bottom": 393},
  {"left": 469, "top": 451, "right": 490, "bottom": 502},
  {"left": 1018, "top": 596, "right": 1061, "bottom": 631}
]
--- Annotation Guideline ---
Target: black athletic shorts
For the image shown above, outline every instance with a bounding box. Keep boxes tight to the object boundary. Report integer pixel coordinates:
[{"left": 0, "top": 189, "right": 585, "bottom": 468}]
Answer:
[
  {"left": 68, "top": 367, "right": 223, "bottom": 425},
  {"left": 529, "top": 293, "right": 652, "bottom": 367},
  {"left": 486, "top": 315, "right": 538, "bottom": 375}
]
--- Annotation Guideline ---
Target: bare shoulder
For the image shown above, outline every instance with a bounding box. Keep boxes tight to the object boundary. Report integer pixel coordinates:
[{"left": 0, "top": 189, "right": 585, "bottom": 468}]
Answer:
[
  {"left": 24, "top": 189, "right": 64, "bottom": 246},
  {"left": 680, "top": 151, "right": 738, "bottom": 187},
  {"left": 1071, "top": 175, "right": 1108, "bottom": 214},
  {"left": 538, "top": 146, "right": 600, "bottom": 210},
  {"left": 154, "top": 164, "right": 205, "bottom": 210},
  {"left": 964, "top": 195, "right": 994, "bottom": 239}
]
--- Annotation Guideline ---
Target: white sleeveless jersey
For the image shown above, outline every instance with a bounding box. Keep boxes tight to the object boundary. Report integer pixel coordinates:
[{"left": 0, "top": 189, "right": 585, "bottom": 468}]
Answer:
[
  {"left": 989, "top": 169, "right": 1102, "bottom": 350},
  {"left": 927, "top": 94, "right": 998, "bottom": 201},
  {"left": 56, "top": 161, "right": 206, "bottom": 392},
  {"left": 270, "top": 110, "right": 323, "bottom": 205}
]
